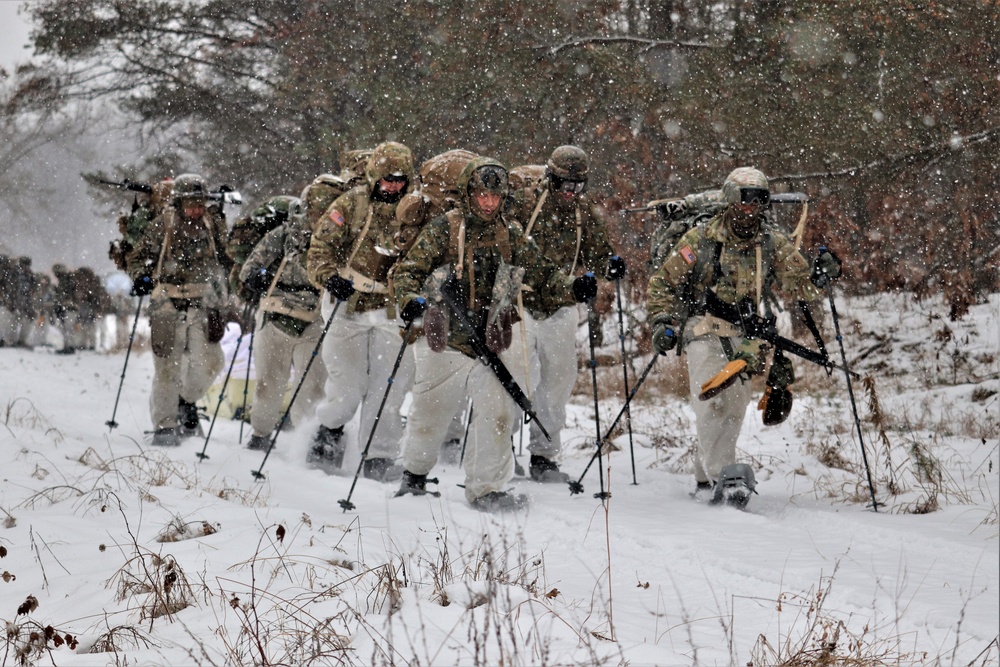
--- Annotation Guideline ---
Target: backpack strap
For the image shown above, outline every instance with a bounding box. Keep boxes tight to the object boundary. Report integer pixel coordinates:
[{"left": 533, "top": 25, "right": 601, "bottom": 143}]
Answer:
[{"left": 522, "top": 187, "right": 548, "bottom": 237}]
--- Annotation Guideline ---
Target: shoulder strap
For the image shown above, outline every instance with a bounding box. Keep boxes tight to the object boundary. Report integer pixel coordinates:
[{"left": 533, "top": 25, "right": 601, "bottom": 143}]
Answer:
[
  {"left": 446, "top": 209, "right": 465, "bottom": 278},
  {"left": 342, "top": 202, "right": 374, "bottom": 273},
  {"left": 522, "top": 188, "right": 548, "bottom": 237}
]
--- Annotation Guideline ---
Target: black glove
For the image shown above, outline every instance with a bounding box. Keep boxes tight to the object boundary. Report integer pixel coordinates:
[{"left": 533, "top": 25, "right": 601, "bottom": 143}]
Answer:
[
  {"left": 325, "top": 274, "right": 355, "bottom": 301},
  {"left": 131, "top": 274, "right": 154, "bottom": 297},
  {"left": 606, "top": 255, "right": 626, "bottom": 280},
  {"left": 572, "top": 272, "right": 598, "bottom": 303},
  {"left": 651, "top": 321, "right": 678, "bottom": 355},
  {"left": 810, "top": 247, "right": 843, "bottom": 288},
  {"left": 400, "top": 297, "right": 427, "bottom": 324},
  {"left": 243, "top": 268, "right": 272, "bottom": 298}
]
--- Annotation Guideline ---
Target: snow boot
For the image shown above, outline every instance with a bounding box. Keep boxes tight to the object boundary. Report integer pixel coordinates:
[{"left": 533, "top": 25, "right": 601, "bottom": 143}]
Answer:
[
  {"left": 690, "top": 480, "right": 715, "bottom": 501},
  {"left": 178, "top": 398, "right": 202, "bottom": 437},
  {"left": 395, "top": 470, "right": 440, "bottom": 497},
  {"left": 306, "top": 425, "right": 345, "bottom": 471},
  {"left": 150, "top": 427, "right": 181, "bottom": 447},
  {"left": 470, "top": 490, "right": 528, "bottom": 513},
  {"left": 362, "top": 458, "right": 404, "bottom": 483},
  {"left": 710, "top": 463, "right": 757, "bottom": 510},
  {"left": 529, "top": 455, "right": 570, "bottom": 484},
  {"left": 246, "top": 434, "right": 269, "bottom": 451}
]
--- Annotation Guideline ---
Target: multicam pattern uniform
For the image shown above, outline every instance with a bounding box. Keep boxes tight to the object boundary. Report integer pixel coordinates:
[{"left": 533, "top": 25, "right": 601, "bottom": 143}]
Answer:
[
  {"left": 127, "top": 205, "right": 231, "bottom": 431},
  {"left": 646, "top": 212, "right": 820, "bottom": 485},
  {"left": 392, "top": 157, "right": 576, "bottom": 504},
  {"left": 240, "top": 222, "right": 326, "bottom": 440},
  {"left": 515, "top": 184, "right": 616, "bottom": 460},
  {"left": 305, "top": 142, "right": 417, "bottom": 465}
]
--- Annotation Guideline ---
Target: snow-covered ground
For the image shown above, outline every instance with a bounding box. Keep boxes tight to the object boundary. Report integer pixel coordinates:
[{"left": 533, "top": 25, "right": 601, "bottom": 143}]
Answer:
[{"left": 0, "top": 292, "right": 997, "bottom": 666}]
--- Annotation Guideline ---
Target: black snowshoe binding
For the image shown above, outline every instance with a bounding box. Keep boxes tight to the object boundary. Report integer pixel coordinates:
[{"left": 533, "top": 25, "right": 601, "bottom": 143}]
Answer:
[
  {"left": 177, "top": 398, "right": 204, "bottom": 438},
  {"left": 690, "top": 480, "right": 715, "bottom": 501},
  {"left": 710, "top": 463, "right": 757, "bottom": 510},
  {"left": 150, "top": 427, "right": 181, "bottom": 447},
  {"left": 306, "top": 425, "right": 345, "bottom": 472},
  {"left": 529, "top": 455, "right": 570, "bottom": 484},
  {"left": 246, "top": 434, "right": 270, "bottom": 451},
  {"left": 362, "top": 457, "right": 404, "bottom": 483},
  {"left": 395, "top": 470, "right": 440, "bottom": 497},
  {"left": 470, "top": 490, "right": 528, "bottom": 513}
]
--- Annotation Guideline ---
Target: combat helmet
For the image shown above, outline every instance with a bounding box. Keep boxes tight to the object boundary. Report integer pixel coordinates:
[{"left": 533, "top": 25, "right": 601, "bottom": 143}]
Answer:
[
  {"left": 52, "top": 263, "right": 69, "bottom": 276},
  {"left": 254, "top": 195, "right": 301, "bottom": 228},
  {"left": 546, "top": 145, "right": 589, "bottom": 181},
  {"left": 172, "top": 173, "right": 209, "bottom": 205},
  {"left": 720, "top": 167, "right": 769, "bottom": 207},
  {"left": 460, "top": 157, "right": 509, "bottom": 220},
  {"left": 365, "top": 142, "right": 414, "bottom": 203}
]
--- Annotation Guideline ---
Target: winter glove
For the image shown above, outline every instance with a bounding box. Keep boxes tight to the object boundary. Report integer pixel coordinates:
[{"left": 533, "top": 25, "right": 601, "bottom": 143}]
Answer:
[
  {"left": 325, "top": 274, "right": 355, "bottom": 301},
  {"left": 400, "top": 297, "right": 427, "bottom": 325},
  {"left": 131, "top": 274, "right": 154, "bottom": 297},
  {"left": 572, "top": 272, "right": 598, "bottom": 303},
  {"left": 243, "top": 268, "right": 272, "bottom": 299},
  {"left": 606, "top": 255, "right": 626, "bottom": 281},
  {"left": 651, "top": 321, "right": 678, "bottom": 355},
  {"left": 810, "top": 247, "right": 843, "bottom": 288}
]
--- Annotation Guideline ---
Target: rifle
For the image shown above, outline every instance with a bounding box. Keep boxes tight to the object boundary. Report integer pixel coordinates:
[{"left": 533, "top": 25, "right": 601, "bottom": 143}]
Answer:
[
  {"left": 99, "top": 178, "right": 153, "bottom": 195},
  {"left": 623, "top": 192, "right": 810, "bottom": 215},
  {"left": 703, "top": 289, "right": 859, "bottom": 379},
  {"left": 207, "top": 186, "right": 243, "bottom": 208},
  {"left": 437, "top": 275, "right": 552, "bottom": 442}
]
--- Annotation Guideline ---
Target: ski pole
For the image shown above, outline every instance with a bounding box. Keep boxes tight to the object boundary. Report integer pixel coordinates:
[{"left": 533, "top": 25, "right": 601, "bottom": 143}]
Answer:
[
  {"left": 106, "top": 295, "right": 144, "bottom": 431},
  {"left": 584, "top": 295, "right": 610, "bottom": 502},
  {"left": 613, "top": 275, "right": 638, "bottom": 485},
  {"left": 569, "top": 354, "right": 659, "bottom": 495},
  {"left": 197, "top": 303, "right": 254, "bottom": 460},
  {"left": 238, "top": 312, "right": 257, "bottom": 444},
  {"left": 252, "top": 299, "right": 342, "bottom": 480},
  {"left": 825, "top": 278, "right": 880, "bottom": 511},
  {"left": 459, "top": 401, "right": 473, "bottom": 465},
  {"left": 339, "top": 319, "right": 415, "bottom": 511}
]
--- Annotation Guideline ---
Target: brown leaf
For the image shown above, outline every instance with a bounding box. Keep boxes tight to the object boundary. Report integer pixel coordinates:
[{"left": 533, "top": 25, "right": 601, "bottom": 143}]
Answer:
[
  {"left": 276, "top": 524, "right": 286, "bottom": 543},
  {"left": 17, "top": 595, "right": 38, "bottom": 615},
  {"left": 544, "top": 588, "right": 560, "bottom": 599},
  {"left": 0, "top": 546, "right": 7, "bottom": 557}
]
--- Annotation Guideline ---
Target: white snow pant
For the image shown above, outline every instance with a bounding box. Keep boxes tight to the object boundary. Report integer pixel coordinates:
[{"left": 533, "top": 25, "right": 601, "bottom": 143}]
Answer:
[
  {"left": 0, "top": 307, "right": 17, "bottom": 345},
  {"left": 402, "top": 334, "right": 526, "bottom": 503},
  {"left": 523, "top": 307, "right": 580, "bottom": 459},
  {"left": 250, "top": 313, "right": 327, "bottom": 437},
  {"left": 59, "top": 309, "right": 85, "bottom": 350},
  {"left": 683, "top": 323, "right": 753, "bottom": 484},
  {"left": 316, "top": 302, "right": 414, "bottom": 461},
  {"left": 150, "top": 305, "right": 224, "bottom": 430}
]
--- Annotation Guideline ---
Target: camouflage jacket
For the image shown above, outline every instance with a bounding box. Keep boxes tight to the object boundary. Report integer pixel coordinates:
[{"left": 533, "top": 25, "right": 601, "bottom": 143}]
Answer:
[
  {"left": 647, "top": 213, "right": 820, "bottom": 329},
  {"left": 127, "top": 207, "right": 230, "bottom": 308},
  {"left": 514, "top": 189, "right": 615, "bottom": 317},
  {"left": 306, "top": 186, "right": 405, "bottom": 315},
  {"left": 392, "top": 211, "right": 575, "bottom": 358},
  {"left": 240, "top": 225, "right": 320, "bottom": 323}
]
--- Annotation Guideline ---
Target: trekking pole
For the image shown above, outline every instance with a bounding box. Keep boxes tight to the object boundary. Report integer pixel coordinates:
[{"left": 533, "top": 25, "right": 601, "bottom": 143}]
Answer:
[
  {"left": 196, "top": 303, "right": 253, "bottom": 460},
  {"left": 252, "top": 299, "right": 342, "bottom": 480},
  {"left": 339, "top": 320, "right": 415, "bottom": 511},
  {"left": 238, "top": 312, "right": 257, "bottom": 444},
  {"left": 106, "top": 295, "right": 144, "bottom": 431},
  {"left": 584, "top": 296, "right": 610, "bottom": 502},
  {"left": 570, "top": 353, "right": 659, "bottom": 494},
  {"left": 613, "top": 275, "right": 638, "bottom": 485},
  {"left": 824, "top": 275, "right": 880, "bottom": 512},
  {"left": 459, "top": 401, "right": 474, "bottom": 465}
]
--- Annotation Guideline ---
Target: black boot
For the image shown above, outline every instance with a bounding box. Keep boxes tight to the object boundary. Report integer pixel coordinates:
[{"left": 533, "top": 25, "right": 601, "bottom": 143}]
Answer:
[
  {"left": 178, "top": 398, "right": 201, "bottom": 435},
  {"left": 362, "top": 458, "right": 403, "bottom": 483},
  {"left": 470, "top": 491, "right": 528, "bottom": 512},
  {"left": 529, "top": 455, "right": 570, "bottom": 483},
  {"left": 395, "top": 470, "right": 440, "bottom": 497},
  {"left": 306, "top": 425, "right": 345, "bottom": 471},
  {"left": 246, "top": 434, "right": 270, "bottom": 451}
]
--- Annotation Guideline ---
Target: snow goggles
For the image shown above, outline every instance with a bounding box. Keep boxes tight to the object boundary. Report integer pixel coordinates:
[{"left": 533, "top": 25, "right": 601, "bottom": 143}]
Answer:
[
  {"left": 382, "top": 173, "right": 408, "bottom": 183},
  {"left": 551, "top": 176, "right": 587, "bottom": 194},
  {"left": 738, "top": 187, "right": 769, "bottom": 206}
]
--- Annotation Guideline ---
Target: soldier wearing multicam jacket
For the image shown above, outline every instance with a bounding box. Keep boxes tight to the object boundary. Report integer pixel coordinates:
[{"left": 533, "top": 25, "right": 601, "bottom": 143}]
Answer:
[
  {"left": 239, "top": 197, "right": 327, "bottom": 451},
  {"left": 304, "top": 141, "right": 418, "bottom": 482},
  {"left": 647, "top": 167, "right": 836, "bottom": 505},
  {"left": 127, "top": 173, "right": 232, "bottom": 446},
  {"left": 513, "top": 146, "right": 621, "bottom": 482},
  {"left": 391, "top": 157, "right": 594, "bottom": 512}
]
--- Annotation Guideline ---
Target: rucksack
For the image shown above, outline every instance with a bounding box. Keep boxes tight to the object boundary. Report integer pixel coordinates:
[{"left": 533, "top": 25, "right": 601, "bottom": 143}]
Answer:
[
  {"left": 301, "top": 149, "right": 372, "bottom": 230},
  {"left": 648, "top": 189, "right": 726, "bottom": 272},
  {"left": 508, "top": 164, "right": 547, "bottom": 194},
  {"left": 416, "top": 149, "right": 480, "bottom": 218}
]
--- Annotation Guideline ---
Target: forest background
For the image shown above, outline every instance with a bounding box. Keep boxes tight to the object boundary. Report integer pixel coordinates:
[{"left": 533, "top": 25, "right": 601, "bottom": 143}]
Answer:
[{"left": 1, "top": 0, "right": 997, "bottom": 319}]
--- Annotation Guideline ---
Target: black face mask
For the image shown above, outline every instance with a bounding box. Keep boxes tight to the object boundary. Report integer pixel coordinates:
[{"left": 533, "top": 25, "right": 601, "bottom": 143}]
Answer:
[{"left": 726, "top": 206, "right": 763, "bottom": 239}]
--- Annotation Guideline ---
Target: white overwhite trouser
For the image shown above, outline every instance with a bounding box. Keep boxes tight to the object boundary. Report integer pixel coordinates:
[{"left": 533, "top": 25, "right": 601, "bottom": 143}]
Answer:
[
  {"left": 250, "top": 313, "right": 326, "bottom": 437},
  {"left": 149, "top": 304, "right": 224, "bottom": 430},
  {"left": 683, "top": 316, "right": 753, "bottom": 484},
  {"left": 0, "top": 307, "right": 17, "bottom": 345},
  {"left": 523, "top": 306, "right": 579, "bottom": 459},
  {"left": 402, "top": 332, "right": 526, "bottom": 503},
  {"left": 59, "top": 309, "right": 84, "bottom": 350},
  {"left": 316, "top": 299, "right": 414, "bottom": 461}
]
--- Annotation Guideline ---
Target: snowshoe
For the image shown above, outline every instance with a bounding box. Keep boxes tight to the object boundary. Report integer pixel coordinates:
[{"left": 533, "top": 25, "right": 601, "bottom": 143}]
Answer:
[
  {"left": 470, "top": 490, "right": 528, "bottom": 513},
  {"left": 529, "top": 455, "right": 570, "bottom": 484},
  {"left": 362, "top": 457, "right": 404, "bottom": 483},
  {"left": 306, "top": 425, "right": 345, "bottom": 472},
  {"left": 689, "top": 480, "right": 715, "bottom": 502},
  {"left": 246, "top": 434, "right": 270, "bottom": 451},
  {"left": 395, "top": 470, "right": 440, "bottom": 497},
  {"left": 150, "top": 427, "right": 181, "bottom": 447},
  {"left": 710, "top": 463, "right": 757, "bottom": 510},
  {"left": 177, "top": 398, "right": 205, "bottom": 438}
]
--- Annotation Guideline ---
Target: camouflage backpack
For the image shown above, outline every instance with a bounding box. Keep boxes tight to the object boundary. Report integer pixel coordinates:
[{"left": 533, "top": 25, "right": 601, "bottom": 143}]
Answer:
[
  {"left": 507, "top": 164, "right": 547, "bottom": 195},
  {"left": 226, "top": 195, "right": 299, "bottom": 295},
  {"left": 647, "top": 189, "right": 726, "bottom": 271},
  {"left": 108, "top": 178, "right": 175, "bottom": 270},
  {"left": 301, "top": 149, "right": 372, "bottom": 230}
]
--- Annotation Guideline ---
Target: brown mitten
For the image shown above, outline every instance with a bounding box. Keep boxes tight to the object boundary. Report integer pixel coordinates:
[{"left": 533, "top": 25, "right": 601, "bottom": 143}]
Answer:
[
  {"left": 424, "top": 305, "right": 449, "bottom": 352},
  {"left": 699, "top": 359, "right": 747, "bottom": 401}
]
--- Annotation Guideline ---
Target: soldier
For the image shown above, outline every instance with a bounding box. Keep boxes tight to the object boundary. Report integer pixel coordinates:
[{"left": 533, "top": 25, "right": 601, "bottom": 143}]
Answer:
[
  {"left": 239, "top": 197, "right": 328, "bottom": 451},
  {"left": 127, "top": 173, "right": 232, "bottom": 446},
  {"left": 73, "top": 266, "right": 112, "bottom": 350},
  {"left": 301, "top": 149, "right": 372, "bottom": 231},
  {"left": 0, "top": 254, "right": 16, "bottom": 346},
  {"left": 391, "top": 157, "right": 596, "bottom": 512},
  {"left": 646, "top": 167, "right": 841, "bottom": 507},
  {"left": 513, "top": 145, "right": 622, "bottom": 483},
  {"left": 305, "top": 141, "right": 417, "bottom": 481},
  {"left": 51, "top": 263, "right": 81, "bottom": 354}
]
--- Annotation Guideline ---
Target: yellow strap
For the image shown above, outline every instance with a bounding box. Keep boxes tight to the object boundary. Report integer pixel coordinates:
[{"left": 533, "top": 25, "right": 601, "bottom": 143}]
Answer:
[
  {"left": 263, "top": 255, "right": 289, "bottom": 301},
  {"left": 791, "top": 202, "right": 809, "bottom": 252},
  {"left": 568, "top": 207, "right": 582, "bottom": 276},
  {"left": 343, "top": 204, "right": 374, "bottom": 274},
  {"left": 259, "top": 296, "right": 318, "bottom": 322},
  {"left": 523, "top": 188, "right": 549, "bottom": 238},
  {"left": 755, "top": 244, "right": 763, "bottom": 311}
]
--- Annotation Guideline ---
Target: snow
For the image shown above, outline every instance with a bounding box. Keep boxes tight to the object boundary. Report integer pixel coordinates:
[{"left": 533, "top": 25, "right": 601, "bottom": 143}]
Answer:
[{"left": 0, "top": 292, "right": 997, "bottom": 666}]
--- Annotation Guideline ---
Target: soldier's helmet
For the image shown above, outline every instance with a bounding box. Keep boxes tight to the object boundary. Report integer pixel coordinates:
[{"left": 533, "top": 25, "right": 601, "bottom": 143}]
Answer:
[
  {"left": 172, "top": 173, "right": 209, "bottom": 205},
  {"left": 52, "top": 263, "right": 68, "bottom": 276},
  {"left": 546, "top": 145, "right": 589, "bottom": 181},
  {"left": 467, "top": 163, "right": 509, "bottom": 197},
  {"left": 259, "top": 195, "right": 300, "bottom": 227},
  {"left": 721, "top": 167, "right": 770, "bottom": 207},
  {"left": 365, "top": 142, "right": 415, "bottom": 190},
  {"left": 18, "top": 256, "right": 32, "bottom": 267}
]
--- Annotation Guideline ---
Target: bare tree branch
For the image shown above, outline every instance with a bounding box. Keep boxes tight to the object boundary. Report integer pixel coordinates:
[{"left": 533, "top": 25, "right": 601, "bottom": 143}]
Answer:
[{"left": 532, "top": 35, "right": 716, "bottom": 57}]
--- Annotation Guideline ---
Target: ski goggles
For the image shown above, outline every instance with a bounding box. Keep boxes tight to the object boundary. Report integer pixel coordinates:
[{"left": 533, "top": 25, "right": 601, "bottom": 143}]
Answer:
[
  {"left": 551, "top": 176, "right": 587, "bottom": 194},
  {"left": 381, "top": 173, "right": 408, "bottom": 183},
  {"left": 738, "top": 187, "right": 770, "bottom": 206}
]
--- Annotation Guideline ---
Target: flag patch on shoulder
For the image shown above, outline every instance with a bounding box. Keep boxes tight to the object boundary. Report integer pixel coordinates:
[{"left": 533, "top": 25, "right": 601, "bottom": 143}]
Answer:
[
  {"left": 329, "top": 210, "right": 345, "bottom": 226},
  {"left": 679, "top": 245, "right": 696, "bottom": 265}
]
